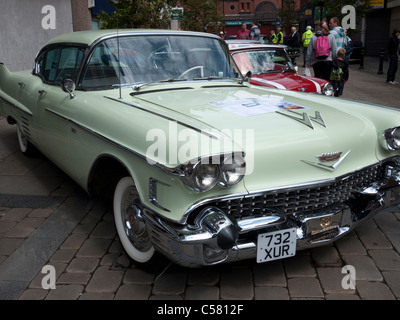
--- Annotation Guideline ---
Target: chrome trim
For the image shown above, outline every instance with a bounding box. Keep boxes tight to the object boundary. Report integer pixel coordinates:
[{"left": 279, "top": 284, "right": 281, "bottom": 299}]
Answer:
[
  {"left": 142, "top": 179, "right": 400, "bottom": 267},
  {"left": 180, "top": 160, "right": 389, "bottom": 224},
  {"left": 149, "top": 178, "right": 170, "bottom": 212},
  {"left": 44, "top": 108, "right": 189, "bottom": 177},
  {"left": 0, "top": 95, "right": 33, "bottom": 117},
  {"left": 237, "top": 215, "right": 285, "bottom": 233},
  {"left": 276, "top": 110, "right": 315, "bottom": 130},
  {"left": 301, "top": 150, "right": 351, "bottom": 172},
  {"left": 276, "top": 109, "right": 327, "bottom": 130}
]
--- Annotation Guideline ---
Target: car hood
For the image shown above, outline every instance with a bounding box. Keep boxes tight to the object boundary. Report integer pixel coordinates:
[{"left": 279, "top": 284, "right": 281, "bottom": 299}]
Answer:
[
  {"left": 126, "top": 83, "right": 382, "bottom": 192},
  {"left": 250, "top": 73, "right": 327, "bottom": 93}
]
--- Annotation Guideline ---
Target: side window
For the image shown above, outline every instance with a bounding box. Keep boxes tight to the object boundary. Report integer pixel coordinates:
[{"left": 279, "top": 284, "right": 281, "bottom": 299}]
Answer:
[
  {"left": 36, "top": 46, "right": 84, "bottom": 84},
  {"left": 43, "top": 48, "right": 61, "bottom": 82},
  {"left": 55, "top": 47, "right": 84, "bottom": 83}
]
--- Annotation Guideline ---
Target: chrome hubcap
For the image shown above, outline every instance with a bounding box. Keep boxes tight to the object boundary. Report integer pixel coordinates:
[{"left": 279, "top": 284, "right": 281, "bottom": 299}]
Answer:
[{"left": 121, "top": 186, "right": 152, "bottom": 252}]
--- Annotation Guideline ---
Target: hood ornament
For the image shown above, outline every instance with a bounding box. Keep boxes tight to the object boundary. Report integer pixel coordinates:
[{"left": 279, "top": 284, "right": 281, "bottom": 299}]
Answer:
[
  {"left": 276, "top": 110, "right": 326, "bottom": 130},
  {"left": 302, "top": 150, "right": 351, "bottom": 171}
]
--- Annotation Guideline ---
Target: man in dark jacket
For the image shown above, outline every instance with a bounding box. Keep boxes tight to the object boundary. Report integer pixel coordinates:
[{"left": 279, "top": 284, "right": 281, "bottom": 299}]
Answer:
[
  {"left": 288, "top": 27, "right": 300, "bottom": 48},
  {"left": 387, "top": 28, "right": 400, "bottom": 85}
]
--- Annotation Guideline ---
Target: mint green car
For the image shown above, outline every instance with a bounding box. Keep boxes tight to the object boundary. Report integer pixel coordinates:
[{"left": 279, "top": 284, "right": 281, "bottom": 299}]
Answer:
[{"left": 1, "top": 29, "right": 400, "bottom": 267}]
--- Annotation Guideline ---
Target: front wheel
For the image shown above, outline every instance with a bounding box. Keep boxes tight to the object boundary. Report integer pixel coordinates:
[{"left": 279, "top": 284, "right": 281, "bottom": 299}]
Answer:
[
  {"left": 113, "top": 176, "right": 157, "bottom": 266},
  {"left": 17, "top": 124, "right": 37, "bottom": 157}
]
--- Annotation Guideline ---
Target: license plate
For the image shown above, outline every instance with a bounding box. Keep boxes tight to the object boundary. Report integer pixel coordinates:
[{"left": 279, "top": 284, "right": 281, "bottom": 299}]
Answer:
[{"left": 257, "top": 228, "right": 297, "bottom": 263}]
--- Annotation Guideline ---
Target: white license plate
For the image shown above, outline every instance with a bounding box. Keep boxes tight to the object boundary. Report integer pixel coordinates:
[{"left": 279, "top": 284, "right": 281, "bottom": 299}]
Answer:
[{"left": 257, "top": 228, "right": 297, "bottom": 263}]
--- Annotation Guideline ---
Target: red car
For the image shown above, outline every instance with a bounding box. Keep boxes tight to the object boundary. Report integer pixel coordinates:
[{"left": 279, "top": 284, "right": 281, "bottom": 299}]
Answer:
[{"left": 228, "top": 42, "right": 333, "bottom": 95}]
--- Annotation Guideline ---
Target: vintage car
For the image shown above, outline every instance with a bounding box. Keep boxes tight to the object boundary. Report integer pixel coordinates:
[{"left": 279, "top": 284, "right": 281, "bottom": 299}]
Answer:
[
  {"left": 1, "top": 29, "right": 400, "bottom": 268},
  {"left": 228, "top": 41, "right": 333, "bottom": 95}
]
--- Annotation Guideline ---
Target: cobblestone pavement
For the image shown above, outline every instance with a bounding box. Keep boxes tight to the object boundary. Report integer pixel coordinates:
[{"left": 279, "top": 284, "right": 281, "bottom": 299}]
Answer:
[{"left": 1, "top": 56, "right": 400, "bottom": 301}]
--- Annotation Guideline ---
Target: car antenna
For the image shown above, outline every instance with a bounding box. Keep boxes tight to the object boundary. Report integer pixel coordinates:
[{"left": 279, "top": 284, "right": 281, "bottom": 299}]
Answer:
[{"left": 116, "top": 10, "right": 122, "bottom": 99}]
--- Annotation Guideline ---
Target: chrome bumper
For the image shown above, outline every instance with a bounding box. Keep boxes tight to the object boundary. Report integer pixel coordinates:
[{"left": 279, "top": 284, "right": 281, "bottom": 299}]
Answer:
[{"left": 143, "top": 173, "right": 400, "bottom": 268}]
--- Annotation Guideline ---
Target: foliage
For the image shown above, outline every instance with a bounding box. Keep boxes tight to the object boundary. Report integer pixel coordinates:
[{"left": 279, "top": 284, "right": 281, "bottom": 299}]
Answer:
[
  {"left": 278, "top": 0, "right": 297, "bottom": 33},
  {"left": 311, "top": 0, "right": 371, "bottom": 26},
  {"left": 98, "top": 0, "right": 177, "bottom": 29},
  {"left": 180, "top": 0, "right": 224, "bottom": 32}
]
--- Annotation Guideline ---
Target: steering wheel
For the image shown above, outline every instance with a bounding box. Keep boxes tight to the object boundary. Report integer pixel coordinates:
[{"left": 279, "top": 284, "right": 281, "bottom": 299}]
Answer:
[{"left": 178, "top": 66, "right": 204, "bottom": 79}]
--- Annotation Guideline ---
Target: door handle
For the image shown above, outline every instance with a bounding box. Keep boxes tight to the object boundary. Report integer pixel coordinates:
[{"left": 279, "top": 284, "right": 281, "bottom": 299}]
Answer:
[
  {"left": 38, "top": 89, "right": 47, "bottom": 95},
  {"left": 18, "top": 82, "right": 26, "bottom": 88}
]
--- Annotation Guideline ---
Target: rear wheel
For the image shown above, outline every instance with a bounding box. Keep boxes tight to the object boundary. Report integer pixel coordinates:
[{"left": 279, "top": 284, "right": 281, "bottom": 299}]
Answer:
[{"left": 113, "top": 176, "right": 161, "bottom": 268}]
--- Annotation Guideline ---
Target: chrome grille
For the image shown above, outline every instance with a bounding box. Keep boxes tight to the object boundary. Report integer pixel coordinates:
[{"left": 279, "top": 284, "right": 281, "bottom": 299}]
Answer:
[{"left": 208, "top": 164, "right": 384, "bottom": 219}]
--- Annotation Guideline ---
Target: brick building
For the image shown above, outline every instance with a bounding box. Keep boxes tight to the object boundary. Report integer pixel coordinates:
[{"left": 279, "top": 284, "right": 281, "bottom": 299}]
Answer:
[{"left": 219, "top": 0, "right": 301, "bottom": 37}]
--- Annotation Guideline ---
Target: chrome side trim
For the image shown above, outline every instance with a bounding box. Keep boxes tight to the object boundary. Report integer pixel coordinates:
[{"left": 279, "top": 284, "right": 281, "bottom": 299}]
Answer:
[
  {"left": 0, "top": 95, "right": 33, "bottom": 117},
  {"left": 149, "top": 178, "right": 171, "bottom": 212},
  {"left": 44, "top": 108, "right": 183, "bottom": 176}
]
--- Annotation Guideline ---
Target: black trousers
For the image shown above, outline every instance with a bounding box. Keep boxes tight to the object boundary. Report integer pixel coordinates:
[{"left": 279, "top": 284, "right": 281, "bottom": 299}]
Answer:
[
  {"left": 387, "top": 54, "right": 398, "bottom": 82},
  {"left": 312, "top": 61, "right": 333, "bottom": 81}
]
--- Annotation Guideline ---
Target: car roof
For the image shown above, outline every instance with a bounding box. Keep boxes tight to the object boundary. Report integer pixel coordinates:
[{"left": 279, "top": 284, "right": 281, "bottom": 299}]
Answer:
[
  {"left": 226, "top": 41, "right": 287, "bottom": 51},
  {"left": 45, "top": 29, "right": 220, "bottom": 47}
]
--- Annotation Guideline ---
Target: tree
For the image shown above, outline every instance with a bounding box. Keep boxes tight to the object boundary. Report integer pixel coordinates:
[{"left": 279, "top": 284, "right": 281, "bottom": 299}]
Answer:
[
  {"left": 278, "top": 0, "right": 298, "bottom": 33},
  {"left": 98, "top": 0, "right": 177, "bottom": 29},
  {"left": 312, "top": 0, "right": 371, "bottom": 26},
  {"left": 180, "top": 0, "right": 223, "bottom": 32}
]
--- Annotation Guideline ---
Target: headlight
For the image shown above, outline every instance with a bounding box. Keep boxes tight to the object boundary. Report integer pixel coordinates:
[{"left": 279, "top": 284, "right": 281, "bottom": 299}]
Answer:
[
  {"left": 181, "top": 153, "right": 246, "bottom": 192},
  {"left": 322, "top": 83, "right": 334, "bottom": 96},
  {"left": 381, "top": 127, "right": 400, "bottom": 150},
  {"left": 219, "top": 153, "right": 246, "bottom": 187},
  {"left": 182, "top": 161, "right": 220, "bottom": 192}
]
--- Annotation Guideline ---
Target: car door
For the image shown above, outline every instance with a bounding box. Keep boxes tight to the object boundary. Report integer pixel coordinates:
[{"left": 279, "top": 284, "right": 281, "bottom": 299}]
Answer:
[{"left": 34, "top": 46, "right": 85, "bottom": 172}]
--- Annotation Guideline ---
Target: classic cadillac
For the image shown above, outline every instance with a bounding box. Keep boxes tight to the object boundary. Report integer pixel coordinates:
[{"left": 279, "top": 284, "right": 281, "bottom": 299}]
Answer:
[
  {"left": 228, "top": 41, "right": 333, "bottom": 95},
  {"left": 1, "top": 29, "right": 400, "bottom": 268}
]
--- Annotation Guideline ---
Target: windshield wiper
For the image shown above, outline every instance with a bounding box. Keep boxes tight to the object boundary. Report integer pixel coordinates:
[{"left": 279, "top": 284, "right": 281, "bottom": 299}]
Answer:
[
  {"left": 132, "top": 78, "right": 188, "bottom": 92},
  {"left": 193, "top": 76, "right": 244, "bottom": 85}
]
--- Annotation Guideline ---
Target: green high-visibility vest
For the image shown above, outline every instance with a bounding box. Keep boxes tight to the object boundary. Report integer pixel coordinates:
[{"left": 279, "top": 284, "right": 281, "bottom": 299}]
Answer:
[
  {"left": 302, "top": 30, "right": 314, "bottom": 47},
  {"left": 277, "top": 32, "right": 283, "bottom": 44}
]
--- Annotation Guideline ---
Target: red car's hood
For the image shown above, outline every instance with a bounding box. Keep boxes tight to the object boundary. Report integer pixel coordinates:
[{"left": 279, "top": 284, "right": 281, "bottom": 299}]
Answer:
[{"left": 250, "top": 72, "right": 327, "bottom": 93}]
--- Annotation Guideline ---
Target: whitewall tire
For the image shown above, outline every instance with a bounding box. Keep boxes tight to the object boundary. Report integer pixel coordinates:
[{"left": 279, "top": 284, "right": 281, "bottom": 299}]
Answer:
[{"left": 113, "top": 176, "right": 155, "bottom": 264}]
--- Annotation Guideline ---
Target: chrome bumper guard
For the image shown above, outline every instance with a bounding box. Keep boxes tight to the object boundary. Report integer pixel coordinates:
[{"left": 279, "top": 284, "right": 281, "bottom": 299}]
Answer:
[{"left": 143, "top": 169, "right": 400, "bottom": 268}]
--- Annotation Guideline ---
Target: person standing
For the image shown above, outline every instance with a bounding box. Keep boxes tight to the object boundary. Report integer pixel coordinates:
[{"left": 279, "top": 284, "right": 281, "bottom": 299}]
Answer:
[
  {"left": 344, "top": 29, "right": 353, "bottom": 65},
  {"left": 270, "top": 30, "right": 278, "bottom": 44},
  {"left": 288, "top": 27, "right": 300, "bottom": 47},
  {"left": 329, "top": 17, "right": 347, "bottom": 51},
  {"left": 306, "top": 21, "right": 337, "bottom": 81},
  {"left": 302, "top": 26, "right": 314, "bottom": 67},
  {"left": 386, "top": 28, "right": 400, "bottom": 85},
  {"left": 288, "top": 27, "right": 300, "bottom": 64},
  {"left": 330, "top": 47, "right": 349, "bottom": 97},
  {"left": 249, "top": 21, "right": 261, "bottom": 40},
  {"left": 276, "top": 27, "right": 284, "bottom": 44},
  {"left": 237, "top": 22, "right": 250, "bottom": 40}
]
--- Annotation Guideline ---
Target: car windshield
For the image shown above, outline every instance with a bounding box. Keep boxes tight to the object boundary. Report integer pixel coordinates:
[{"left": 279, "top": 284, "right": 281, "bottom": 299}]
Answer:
[
  {"left": 81, "top": 34, "right": 240, "bottom": 89},
  {"left": 232, "top": 49, "right": 294, "bottom": 76}
]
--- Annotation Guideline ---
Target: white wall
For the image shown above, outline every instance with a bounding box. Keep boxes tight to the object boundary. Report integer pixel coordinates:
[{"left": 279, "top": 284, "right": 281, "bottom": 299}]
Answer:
[{"left": 0, "top": 0, "right": 73, "bottom": 71}]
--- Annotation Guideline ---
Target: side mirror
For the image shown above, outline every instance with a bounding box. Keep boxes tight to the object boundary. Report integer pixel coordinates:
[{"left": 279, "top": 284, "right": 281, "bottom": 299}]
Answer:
[
  {"left": 61, "top": 79, "right": 76, "bottom": 99},
  {"left": 244, "top": 70, "right": 252, "bottom": 81}
]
